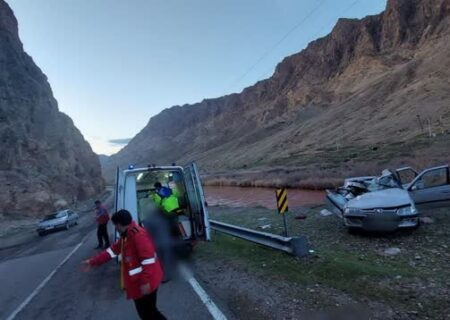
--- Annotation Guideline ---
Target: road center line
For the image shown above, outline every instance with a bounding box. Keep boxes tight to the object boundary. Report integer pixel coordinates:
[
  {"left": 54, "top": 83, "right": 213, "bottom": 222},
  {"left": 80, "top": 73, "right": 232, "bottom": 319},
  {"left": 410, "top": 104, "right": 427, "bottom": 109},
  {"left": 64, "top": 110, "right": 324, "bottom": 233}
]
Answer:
[
  {"left": 180, "top": 264, "right": 228, "bottom": 320},
  {"left": 6, "top": 232, "right": 91, "bottom": 320}
]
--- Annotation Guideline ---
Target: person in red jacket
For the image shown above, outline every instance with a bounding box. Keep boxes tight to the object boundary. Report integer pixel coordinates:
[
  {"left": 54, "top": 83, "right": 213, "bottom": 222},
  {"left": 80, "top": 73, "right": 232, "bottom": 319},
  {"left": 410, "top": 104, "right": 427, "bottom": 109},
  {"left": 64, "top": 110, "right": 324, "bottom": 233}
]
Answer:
[
  {"left": 94, "top": 200, "right": 110, "bottom": 249},
  {"left": 82, "top": 209, "right": 166, "bottom": 320}
]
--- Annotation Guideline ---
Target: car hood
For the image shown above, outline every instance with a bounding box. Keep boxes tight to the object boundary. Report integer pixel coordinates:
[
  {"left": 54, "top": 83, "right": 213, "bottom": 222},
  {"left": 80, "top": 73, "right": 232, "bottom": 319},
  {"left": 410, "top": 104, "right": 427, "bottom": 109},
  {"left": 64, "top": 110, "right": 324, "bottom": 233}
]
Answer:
[
  {"left": 347, "top": 188, "right": 412, "bottom": 209},
  {"left": 38, "top": 217, "right": 67, "bottom": 227}
]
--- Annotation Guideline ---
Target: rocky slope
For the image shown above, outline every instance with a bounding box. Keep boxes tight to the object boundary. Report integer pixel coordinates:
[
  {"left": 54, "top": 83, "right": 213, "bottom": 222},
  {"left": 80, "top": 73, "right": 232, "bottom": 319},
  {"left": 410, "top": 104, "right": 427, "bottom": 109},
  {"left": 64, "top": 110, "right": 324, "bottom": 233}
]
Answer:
[
  {"left": 0, "top": 0, "right": 103, "bottom": 215},
  {"left": 104, "top": 0, "right": 450, "bottom": 185},
  {"left": 98, "top": 154, "right": 110, "bottom": 168}
]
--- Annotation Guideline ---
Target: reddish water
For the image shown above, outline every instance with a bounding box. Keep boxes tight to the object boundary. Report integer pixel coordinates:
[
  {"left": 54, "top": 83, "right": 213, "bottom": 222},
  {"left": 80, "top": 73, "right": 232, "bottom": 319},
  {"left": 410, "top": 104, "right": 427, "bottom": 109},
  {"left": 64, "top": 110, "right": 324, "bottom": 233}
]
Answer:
[{"left": 204, "top": 186, "right": 325, "bottom": 209}]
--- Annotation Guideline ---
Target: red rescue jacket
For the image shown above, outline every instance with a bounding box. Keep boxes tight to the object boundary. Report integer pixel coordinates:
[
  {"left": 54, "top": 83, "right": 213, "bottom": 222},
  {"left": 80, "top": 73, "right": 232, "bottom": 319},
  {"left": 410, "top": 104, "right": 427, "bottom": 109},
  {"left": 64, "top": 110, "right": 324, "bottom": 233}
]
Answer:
[
  {"left": 95, "top": 205, "right": 110, "bottom": 225},
  {"left": 88, "top": 221, "right": 163, "bottom": 300}
]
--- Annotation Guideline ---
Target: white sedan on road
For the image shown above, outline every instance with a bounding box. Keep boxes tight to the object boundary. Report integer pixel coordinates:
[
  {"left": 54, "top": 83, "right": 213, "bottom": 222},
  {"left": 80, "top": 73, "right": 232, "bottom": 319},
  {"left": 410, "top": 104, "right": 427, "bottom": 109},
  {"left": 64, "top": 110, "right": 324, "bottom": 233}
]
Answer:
[{"left": 36, "top": 209, "right": 79, "bottom": 236}]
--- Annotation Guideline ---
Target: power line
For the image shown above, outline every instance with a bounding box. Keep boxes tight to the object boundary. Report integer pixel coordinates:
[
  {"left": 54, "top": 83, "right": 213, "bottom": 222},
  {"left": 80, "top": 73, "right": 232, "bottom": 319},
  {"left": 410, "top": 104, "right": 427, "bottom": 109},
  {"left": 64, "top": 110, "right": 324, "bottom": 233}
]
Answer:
[
  {"left": 226, "top": 0, "right": 327, "bottom": 92},
  {"left": 314, "top": 0, "right": 361, "bottom": 38},
  {"left": 255, "top": 0, "right": 362, "bottom": 81}
]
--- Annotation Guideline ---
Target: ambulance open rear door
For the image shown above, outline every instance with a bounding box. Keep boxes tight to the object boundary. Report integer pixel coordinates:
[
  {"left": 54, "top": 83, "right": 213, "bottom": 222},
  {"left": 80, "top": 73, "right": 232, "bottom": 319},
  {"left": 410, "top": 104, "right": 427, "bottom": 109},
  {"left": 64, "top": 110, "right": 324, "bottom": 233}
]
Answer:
[{"left": 183, "top": 163, "right": 211, "bottom": 241}]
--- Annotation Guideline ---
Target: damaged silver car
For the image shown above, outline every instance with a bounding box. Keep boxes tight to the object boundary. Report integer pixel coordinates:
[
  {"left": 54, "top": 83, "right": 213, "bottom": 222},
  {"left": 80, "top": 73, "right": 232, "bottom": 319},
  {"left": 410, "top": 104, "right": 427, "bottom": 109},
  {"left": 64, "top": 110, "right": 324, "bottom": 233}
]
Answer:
[{"left": 326, "top": 165, "right": 450, "bottom": 232}]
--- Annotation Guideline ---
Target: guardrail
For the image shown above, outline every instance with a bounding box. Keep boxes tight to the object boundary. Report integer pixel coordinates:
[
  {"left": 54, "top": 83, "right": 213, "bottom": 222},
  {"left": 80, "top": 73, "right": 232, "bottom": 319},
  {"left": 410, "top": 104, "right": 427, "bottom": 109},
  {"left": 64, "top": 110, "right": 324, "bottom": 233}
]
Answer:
[{"left": 209, "top": 219, "right": 310, "bottom": 257}]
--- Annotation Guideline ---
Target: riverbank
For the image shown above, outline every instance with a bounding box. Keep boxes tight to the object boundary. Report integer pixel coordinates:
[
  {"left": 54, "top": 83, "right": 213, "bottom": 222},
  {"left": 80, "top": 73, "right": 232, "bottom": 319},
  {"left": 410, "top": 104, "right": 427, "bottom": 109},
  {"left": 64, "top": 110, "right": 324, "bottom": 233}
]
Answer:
[
  {"left": 202, "top": 136, "right": 450, "bottom": 191},
  {"left": 203, "top": 168, "right": 342, "bottom": 190},
  {"left": 204, "top": 185, "right": 324, "bottom": 209},
  {"left": 194, "top": 205, "right": 450, "bottom": 319}
]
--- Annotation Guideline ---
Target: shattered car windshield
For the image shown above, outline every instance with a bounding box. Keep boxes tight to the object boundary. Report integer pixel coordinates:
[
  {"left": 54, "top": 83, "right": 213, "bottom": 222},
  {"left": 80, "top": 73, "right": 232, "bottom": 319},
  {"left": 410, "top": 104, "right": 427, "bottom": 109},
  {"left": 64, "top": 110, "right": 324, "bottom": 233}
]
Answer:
[{"left": 367, "top": 171, "right": 401, "bottom": 191}]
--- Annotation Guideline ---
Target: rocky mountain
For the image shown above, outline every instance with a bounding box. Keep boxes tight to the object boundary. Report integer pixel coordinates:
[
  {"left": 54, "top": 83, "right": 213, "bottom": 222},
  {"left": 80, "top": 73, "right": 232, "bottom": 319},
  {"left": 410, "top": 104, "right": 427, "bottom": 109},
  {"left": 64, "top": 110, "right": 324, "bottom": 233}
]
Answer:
[
  {"left": 104, "top": 0, "right": 450, "bottom": 187},
  {"left": 98, "top": 154, "right": 110, "bottom": 168},
  {"left": 0, "top": 0, "right": 103, "bottom": 215}
]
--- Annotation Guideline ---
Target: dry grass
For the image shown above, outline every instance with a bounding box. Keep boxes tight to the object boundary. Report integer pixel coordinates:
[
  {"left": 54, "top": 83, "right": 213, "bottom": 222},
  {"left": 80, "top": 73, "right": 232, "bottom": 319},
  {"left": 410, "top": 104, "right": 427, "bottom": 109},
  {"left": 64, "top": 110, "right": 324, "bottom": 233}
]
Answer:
[
  {"left": 203, "top": 136, "right": 450, "bottom": 191},
  {"left": 204, "top": 175, "right": 343, "bottom": 190}
]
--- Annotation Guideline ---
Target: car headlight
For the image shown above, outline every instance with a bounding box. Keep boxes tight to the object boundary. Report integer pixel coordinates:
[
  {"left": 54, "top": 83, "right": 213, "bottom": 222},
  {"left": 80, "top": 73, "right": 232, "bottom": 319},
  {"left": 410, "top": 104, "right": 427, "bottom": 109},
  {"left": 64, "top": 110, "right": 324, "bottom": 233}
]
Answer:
[
  {"left": 344, "top": 207, "right": 359, "bottom": 215},
  {"left": 397, "top": 206, "right": 416, "bottom": 216}
]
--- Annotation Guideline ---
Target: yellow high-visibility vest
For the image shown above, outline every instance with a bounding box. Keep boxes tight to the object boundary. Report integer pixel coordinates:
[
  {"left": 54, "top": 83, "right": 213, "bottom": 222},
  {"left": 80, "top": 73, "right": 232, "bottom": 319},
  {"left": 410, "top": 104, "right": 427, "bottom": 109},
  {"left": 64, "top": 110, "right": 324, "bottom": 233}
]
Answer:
[
  {"left": 161, "top": 195, "right": 179, "bottom": 213},
  {"left": 149, "top": 192, "right": 179, "bottom": 214}
]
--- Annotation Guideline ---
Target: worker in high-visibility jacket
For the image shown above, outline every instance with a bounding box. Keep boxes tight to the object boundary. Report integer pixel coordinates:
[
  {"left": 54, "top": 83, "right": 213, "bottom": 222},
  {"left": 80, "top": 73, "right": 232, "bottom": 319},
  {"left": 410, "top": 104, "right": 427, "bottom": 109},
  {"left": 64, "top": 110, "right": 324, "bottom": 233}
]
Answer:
[
  {"left": 151, "top": 182, "right": 181, "bottom": 236},
  {"left": 168, "top": 172, "right": 183, "bottom": 198},
  {"left": 152, "top": 182, "right": 180, "bottom": 214},
  {"left": 82, "top": 210, "right": 165, "bottom": 320}
]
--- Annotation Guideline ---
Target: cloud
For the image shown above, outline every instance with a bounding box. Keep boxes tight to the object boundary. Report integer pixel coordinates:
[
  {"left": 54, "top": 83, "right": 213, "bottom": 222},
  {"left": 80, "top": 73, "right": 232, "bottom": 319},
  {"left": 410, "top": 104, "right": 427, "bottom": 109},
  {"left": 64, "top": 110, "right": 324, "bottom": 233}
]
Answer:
[
  {"left": 108, "top": 138, "right": 132, "bottom": 146},
  {"left": 87, "top": 136, "right": 127, "bottom": 156}
]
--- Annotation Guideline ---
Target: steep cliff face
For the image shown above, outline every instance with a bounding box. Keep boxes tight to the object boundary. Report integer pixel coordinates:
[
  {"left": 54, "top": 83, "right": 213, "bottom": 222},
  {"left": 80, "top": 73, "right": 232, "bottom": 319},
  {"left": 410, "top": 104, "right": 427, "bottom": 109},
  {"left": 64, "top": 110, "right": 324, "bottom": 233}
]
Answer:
[
  {"left": 105, "top": 0, "right": 450, "bottom": 182},
  {"left": 0, "top": 0, "right": 104, "bottom": 215}
]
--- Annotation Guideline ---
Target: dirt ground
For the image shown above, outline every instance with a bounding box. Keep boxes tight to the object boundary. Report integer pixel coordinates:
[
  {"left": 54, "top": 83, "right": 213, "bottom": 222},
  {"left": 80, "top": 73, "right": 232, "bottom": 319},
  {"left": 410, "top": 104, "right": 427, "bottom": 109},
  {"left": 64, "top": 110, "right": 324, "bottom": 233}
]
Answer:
[{"left": 194, "top": 205, "right": 450, "bottom": 320}]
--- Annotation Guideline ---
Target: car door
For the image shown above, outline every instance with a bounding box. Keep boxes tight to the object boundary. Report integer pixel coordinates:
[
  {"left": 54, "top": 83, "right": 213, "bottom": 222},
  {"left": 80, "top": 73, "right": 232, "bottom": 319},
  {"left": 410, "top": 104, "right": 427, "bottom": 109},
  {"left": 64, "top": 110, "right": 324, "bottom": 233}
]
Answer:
[
  {"left": 68, "top": 210, "right": 77, "bottom": 225},
  {"left": 407, "top": 165, "right": 450, "bottom": 210},
  {"left": 67, "top": 211, "right": 73, "bottom": 224},
  {"left": 183, "top": 162, "right": 210, "bottom": 241},
  {"left": 60, "top": 211, "right": 69, "bottom": 225}
]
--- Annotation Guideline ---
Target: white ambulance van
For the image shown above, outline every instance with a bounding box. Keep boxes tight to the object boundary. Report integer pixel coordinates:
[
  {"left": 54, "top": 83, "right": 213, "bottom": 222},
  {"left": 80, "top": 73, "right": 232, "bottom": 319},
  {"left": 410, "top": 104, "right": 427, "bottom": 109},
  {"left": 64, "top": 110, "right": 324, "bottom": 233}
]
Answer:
[{"left": 114, "top": 162, "right": 210, "bottom": 243}]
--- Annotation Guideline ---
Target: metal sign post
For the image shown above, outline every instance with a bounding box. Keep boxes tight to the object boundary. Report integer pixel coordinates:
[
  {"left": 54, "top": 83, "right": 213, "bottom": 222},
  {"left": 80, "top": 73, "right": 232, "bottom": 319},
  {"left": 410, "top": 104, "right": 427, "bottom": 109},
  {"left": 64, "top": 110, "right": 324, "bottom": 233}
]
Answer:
[{"left": 276, "top": 188, "right": 289, "bottom": 237}]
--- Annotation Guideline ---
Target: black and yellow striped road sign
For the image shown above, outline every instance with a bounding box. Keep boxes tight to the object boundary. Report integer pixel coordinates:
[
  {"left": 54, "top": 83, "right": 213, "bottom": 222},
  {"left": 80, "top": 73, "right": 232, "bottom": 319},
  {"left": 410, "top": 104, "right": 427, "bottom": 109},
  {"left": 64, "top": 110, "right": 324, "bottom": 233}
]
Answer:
[{"left": 276, "top": 188, "right": 288, "bottom": 214}]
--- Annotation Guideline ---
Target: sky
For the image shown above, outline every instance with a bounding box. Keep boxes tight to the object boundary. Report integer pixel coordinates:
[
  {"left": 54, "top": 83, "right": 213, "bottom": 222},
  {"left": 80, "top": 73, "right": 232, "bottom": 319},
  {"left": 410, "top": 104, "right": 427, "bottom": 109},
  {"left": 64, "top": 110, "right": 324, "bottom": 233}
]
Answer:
[{"left": 7, "top": 0, "right": 386, "bottom": 155}]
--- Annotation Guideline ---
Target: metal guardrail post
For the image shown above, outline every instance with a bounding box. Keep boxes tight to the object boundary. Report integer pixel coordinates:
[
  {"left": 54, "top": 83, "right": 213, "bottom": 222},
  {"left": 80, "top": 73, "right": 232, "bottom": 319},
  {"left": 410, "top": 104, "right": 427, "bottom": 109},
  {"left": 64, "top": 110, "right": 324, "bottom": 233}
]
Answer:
[{"left": 209, "top": 219, "right": 310, "bottom": 257}]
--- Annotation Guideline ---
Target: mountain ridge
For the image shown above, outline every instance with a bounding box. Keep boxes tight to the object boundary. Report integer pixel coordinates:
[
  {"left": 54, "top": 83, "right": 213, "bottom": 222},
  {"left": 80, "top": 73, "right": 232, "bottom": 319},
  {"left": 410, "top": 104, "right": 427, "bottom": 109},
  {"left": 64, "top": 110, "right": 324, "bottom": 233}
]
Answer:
[
  {"left": 104, "top": 0, "right": 450, "bottom": 185},
  {"left": 0, "top": 0, "right": 104, "bottom": 215}
]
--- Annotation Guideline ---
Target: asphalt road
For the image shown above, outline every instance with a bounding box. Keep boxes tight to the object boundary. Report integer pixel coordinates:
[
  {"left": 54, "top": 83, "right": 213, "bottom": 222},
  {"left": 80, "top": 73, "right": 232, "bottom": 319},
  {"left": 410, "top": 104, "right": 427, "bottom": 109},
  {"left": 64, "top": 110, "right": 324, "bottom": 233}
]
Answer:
[{"left": 0, "top": 197, "right": 228, "bottom": 320}]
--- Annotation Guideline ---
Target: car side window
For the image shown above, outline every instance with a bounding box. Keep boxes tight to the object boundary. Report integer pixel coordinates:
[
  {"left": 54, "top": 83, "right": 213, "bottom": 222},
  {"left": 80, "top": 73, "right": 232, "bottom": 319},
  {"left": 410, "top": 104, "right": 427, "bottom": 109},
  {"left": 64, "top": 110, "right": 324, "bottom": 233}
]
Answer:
[{"left": 413, "top": 168, "right": 448, "bottom": 190}]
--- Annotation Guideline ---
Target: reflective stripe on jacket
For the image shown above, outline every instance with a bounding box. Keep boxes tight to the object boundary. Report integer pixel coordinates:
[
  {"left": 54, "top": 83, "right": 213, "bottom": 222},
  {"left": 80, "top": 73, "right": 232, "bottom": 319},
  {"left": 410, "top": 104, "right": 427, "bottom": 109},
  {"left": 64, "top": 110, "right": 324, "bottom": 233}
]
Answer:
[{"left": 89, "top": 221, "right": 163, "bottom": 300}]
